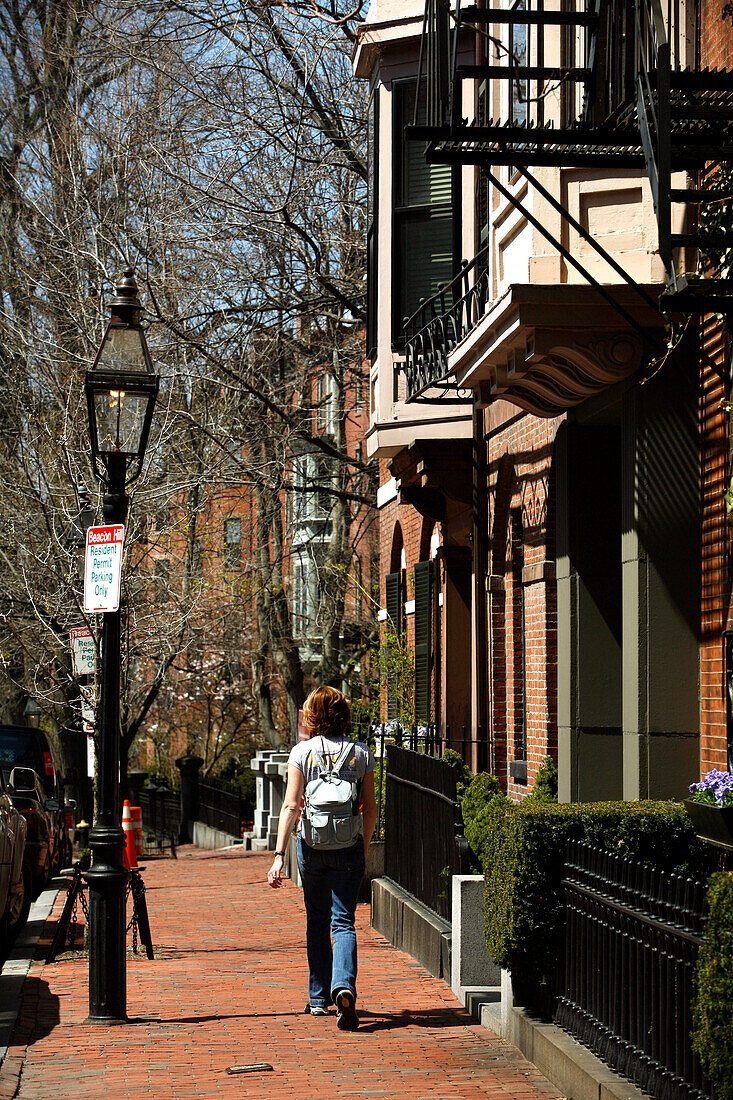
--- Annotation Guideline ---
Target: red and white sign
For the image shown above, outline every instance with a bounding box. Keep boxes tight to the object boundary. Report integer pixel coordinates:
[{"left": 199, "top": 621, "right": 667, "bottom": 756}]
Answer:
[
  {"left": 70, "top": 626, "right": 95, "bottom": 677},
  {"left": 297, "top": 708, "right": 310, "bottom": 742},
  {"left": 83, "top": 525, "right": 125, "bottom": 613}
]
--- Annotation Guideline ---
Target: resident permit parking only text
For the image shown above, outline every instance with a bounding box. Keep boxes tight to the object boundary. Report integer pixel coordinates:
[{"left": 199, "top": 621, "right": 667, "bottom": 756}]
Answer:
[{"left": 83, "top": 525, "right": 125, "bottom": 613}]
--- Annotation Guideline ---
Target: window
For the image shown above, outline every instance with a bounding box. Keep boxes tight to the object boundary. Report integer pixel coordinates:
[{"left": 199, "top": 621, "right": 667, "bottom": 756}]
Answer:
[
  {"left": 223, "top": 610, "right": 241, "bottom": 681},
  {"left": 156, "top": 500, "right": 171, "bottom": 531},
  {"left": 224, "top": 518, "right": 241, "bottom": 569},
  {"left": 413, "top": 560, "right": 434, "bottom": 722},
  {"left": 367, "top": 90, "right": 379, "bottom": 358},
  {"left": 316, "top": 373, "right": 327, "bottom": 430},
  {"left": 385, "top": 567, "right": 407, "bottom": 719},
  {"left": 292, "top": 559, "right": 307, "bottom": 632},
  {"left": 291, "top": 546, "right": 327, "bottom": 637},
  {"left": 325, "top": 372, "right": 337, "bottom": 435},
  {"left": 509, "top": 0, "right": 529, "bottom": 126},
  {"left": 355, "top": 371, "right": 363, "bottom": 414},
  {"left": 154, "top": 558, "right": 170, "bottom": 603},
  {"left": 354, "top": 556, "right": 363, "bottom": 621},
  {"left": 393, "top": 80, "right": 457, "bottom": 346},
  {"left": 510, "top": 509, "right": 527, "bottom": 774}
]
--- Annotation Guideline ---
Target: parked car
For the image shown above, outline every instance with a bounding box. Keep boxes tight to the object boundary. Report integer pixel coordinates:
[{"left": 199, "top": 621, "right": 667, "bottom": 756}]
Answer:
[
  {"left": 7, "top": 767, "right": 62, "bottom": 895},
  {"left": 0, "top": 767, "right": 29, "bottom": 949},
  {"left": 0, "top": 726, "right": 73, "bottom": 877}
]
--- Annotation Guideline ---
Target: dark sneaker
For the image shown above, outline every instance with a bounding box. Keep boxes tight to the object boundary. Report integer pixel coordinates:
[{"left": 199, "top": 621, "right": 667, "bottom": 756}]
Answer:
[
  {"left": 305, "top": 1004, "right": 328, "bottom": 1016},
  {"left": 335, "top": 989, "right": 359, "bottom": 1031}
]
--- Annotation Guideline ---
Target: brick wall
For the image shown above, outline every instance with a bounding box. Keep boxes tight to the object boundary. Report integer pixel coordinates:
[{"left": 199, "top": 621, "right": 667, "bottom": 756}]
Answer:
[
  {"left": 488, "top": 410, "right": 559, "bottom": 800},
  {"left": 700, "top": 313, "right": 730, "bottom": 774},
  {"left": 697, "top": 1, "right": 733, "bottom": 775}
]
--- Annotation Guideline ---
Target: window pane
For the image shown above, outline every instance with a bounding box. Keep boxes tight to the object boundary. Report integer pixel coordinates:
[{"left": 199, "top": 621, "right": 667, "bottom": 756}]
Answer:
[{"left": 396, "top": 208, "right": 454, "bottom": 328}]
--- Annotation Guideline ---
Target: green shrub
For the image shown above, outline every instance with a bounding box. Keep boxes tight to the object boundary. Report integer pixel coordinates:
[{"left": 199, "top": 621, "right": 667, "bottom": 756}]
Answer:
[
  {"left": 460, "top": 772, "right": 506, "bottom": 860},
  {"left": 441, "top": 748, "right": 475, "bottom": 800},
  {"left": 692, "top": 872, "right": 733, "bottom": 1098},
  {"left": 482, "top": 800, "right": 708, "bottom": 1006},
  {"left": 525, "top": 756, "right": 558, "bottom": 804}
]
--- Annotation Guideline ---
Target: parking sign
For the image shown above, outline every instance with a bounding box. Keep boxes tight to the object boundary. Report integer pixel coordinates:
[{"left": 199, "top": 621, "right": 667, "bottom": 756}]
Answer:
[{"left": 83, "top": 525, "right": 125, "bottom": 613}]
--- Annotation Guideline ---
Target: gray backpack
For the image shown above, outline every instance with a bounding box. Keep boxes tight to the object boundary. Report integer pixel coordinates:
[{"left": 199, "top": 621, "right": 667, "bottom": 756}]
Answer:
[{"left": 301, "top": 740, "right": 362, "bottom": 850}]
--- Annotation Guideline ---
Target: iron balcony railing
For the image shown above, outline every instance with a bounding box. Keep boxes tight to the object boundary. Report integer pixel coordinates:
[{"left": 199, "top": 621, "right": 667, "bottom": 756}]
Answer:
[{"left": 403, "top": 247, "right": 490, "bottom": 400}]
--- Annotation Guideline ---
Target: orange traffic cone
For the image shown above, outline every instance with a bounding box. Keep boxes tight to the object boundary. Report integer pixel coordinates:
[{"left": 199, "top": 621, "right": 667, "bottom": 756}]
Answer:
[
  {"left": 122, "top": 799, "right": 137, "bottom": 869},
  {"left": 130, "top": 805, "right": 143, "bottom": 856}
]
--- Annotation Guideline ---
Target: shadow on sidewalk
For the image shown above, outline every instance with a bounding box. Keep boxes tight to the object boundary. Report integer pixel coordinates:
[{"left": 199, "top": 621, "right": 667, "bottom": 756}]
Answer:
[
  {"left": 125, "top": 1007, "right": 466, "bottom": 1031},
  {"left": 356, "top": 1008, "right": 467, "bottom": 1033},
  {"left": 12, "top": 978, "right": 60, "bottom": 1047}
]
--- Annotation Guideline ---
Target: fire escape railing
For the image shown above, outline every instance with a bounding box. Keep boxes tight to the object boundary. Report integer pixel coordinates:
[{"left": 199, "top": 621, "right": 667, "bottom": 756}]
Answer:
[
  {"left": 406, "top": 0, "right": 733, "bottom": 388},
  {"left": 636, "top": 0, "right": 673, "bottom": 285}
]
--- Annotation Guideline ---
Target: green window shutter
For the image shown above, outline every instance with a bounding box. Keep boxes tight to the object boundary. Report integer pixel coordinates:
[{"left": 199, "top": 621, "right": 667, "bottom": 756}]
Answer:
[
  {"left": 385, "top": 571, "right": 403, "bottom": 636},
  {"left": 413, "top": 560, "right": 433, "bottom": 722},
  {"left": 385, "top": 571, "right": 404, "bottom": 720},
  {"left": 393, "top": 80, "right": 455, "bottom": 344}
]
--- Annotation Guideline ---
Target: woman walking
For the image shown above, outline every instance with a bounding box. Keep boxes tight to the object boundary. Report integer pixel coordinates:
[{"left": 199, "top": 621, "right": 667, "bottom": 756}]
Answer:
[{"left": 267, "top": 686, "right": 378, "bottom": 1030}]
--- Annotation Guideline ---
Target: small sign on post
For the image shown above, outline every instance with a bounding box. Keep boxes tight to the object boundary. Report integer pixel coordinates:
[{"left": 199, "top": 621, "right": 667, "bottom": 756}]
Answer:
[
  {"left": 80, "top": 687, "right": 95, "bottom": 734},
  {"left": 83, "top": 525, "right": 125, "bottom": 614},
  {"left": 70, "top": 626, "right": 95, "bottom": 677},
  {"left": 87, "top": 734, "right": 95, "bottom": 779}
]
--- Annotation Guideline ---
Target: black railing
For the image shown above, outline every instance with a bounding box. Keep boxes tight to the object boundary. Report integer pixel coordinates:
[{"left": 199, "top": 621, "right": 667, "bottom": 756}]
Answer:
[
  {"left": 138, "top": 784, "right": 181, "bottom": 847},
  {"left": 384, "top": 744, "right": 470, "bottom": 920},
  {"left": 198, "top": 780, "right": 250, "bottom": 839},
  {"left": 556, "top": 841, "right": 711, "bottom": 1100},
  {"left": 404, "top": 251, "right": 489, "bottom": 400},
  {"left": 636, "top": 0, "right": 673, "bottom": 282}
]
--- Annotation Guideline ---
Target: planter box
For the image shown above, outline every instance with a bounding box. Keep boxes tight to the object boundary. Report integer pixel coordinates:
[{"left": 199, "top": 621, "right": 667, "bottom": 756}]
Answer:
[{"left": 684, "top": 799, "right": 733, "bottom": 850}]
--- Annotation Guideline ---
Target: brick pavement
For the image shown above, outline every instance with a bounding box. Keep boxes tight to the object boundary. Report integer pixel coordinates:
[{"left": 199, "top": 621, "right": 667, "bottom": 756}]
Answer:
[{"left": 0, "top": 849, "right": 564, "bottom": 1099}]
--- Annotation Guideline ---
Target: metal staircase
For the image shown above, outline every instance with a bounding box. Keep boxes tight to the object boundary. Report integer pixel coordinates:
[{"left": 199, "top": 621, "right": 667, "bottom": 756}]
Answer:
[{"left": 411, "top": 0, "right": 733, "bottom": 315}]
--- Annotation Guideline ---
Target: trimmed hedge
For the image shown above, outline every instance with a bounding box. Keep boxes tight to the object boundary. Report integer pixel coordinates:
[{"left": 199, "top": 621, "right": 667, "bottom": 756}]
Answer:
[
  {"left": 692, "top": 872, "right": 733, "bottom": 1099},
  {"left": 460, "top": 772, "right": 506, "bottom": 860},
  {"left": 481, "top": 799, "right": 711, "bottom": 1008}
]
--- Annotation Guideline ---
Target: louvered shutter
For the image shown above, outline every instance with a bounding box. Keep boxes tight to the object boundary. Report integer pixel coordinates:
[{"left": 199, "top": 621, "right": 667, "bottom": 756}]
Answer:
[
  {"left": 413, "top": 560, "right": 433, "bottom": 722},
  {"left": 385, "top": 571, "right": 403, "bottom": 636},
  {"left": 385, "top": 571, "right": 403, "bottom": 719},
  {"left": 392, "top": 80, "right": 455, "bottom": 344}
]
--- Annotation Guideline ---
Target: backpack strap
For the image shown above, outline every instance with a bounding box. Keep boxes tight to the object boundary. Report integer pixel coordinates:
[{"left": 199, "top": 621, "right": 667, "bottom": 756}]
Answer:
[{"left": 330, "top": 740, "right": 355, "bottom": 778}]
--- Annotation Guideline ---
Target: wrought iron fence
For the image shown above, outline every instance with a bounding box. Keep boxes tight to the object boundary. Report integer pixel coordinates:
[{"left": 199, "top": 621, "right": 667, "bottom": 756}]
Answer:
[
  {"left": 198, "top": 780, "right": 250, "bottom": 838},
  {"left": 383, "top": 744, "right": 470, "bottom": 921},
  {"left": 137, "top": 785, "right": 180, "bottom": 848},
  {"left": 556, "top": 840, "right": 711, "bottom": 1100},
  {"left": 355, "top": 722, "right": 491, "bottom": 843}
]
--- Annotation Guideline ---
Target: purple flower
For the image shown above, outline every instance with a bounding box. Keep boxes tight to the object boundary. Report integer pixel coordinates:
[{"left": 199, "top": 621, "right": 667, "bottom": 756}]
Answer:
[{"left": 689, "top": 769, "right": 733, "bottom": 807}]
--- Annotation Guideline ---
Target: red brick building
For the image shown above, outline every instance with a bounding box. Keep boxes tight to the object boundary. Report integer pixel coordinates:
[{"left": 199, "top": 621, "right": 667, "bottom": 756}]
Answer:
[{"left": 358, "top": 0, "right": 733, "bottom": 801}]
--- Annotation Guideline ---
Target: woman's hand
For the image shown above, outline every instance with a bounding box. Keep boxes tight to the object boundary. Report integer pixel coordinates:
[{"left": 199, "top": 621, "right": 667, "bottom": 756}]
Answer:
[{"left": 267, "top": 853, "right": 285, "bottom": 888}]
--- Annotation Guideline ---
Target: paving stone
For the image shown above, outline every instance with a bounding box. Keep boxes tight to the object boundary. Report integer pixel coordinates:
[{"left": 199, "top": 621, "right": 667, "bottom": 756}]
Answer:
[{"left": 1, "top": 848, "right": 563, "bottom": 1099}]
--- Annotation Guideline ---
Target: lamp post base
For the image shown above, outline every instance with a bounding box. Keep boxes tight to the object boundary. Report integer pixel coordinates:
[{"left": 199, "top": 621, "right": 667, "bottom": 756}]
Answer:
[{"left": 85, "top": 824, "right": 129, "bottom": 1023}]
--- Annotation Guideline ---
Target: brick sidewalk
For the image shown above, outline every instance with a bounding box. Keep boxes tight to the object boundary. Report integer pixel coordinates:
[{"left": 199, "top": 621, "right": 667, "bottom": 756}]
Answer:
[{"left": 0, "top": 849, "right": 563, "bottom": 1099}]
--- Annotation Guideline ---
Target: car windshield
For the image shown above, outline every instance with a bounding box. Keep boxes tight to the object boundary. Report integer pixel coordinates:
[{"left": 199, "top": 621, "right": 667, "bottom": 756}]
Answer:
[{"left": 0, "top": 730, "right": 55, "bottom": 795}]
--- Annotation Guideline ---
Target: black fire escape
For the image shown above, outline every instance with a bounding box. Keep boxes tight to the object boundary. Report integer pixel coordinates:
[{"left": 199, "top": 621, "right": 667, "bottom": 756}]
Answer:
[{"left": 404, "top": 0, "right": 733, "bottom": 400}]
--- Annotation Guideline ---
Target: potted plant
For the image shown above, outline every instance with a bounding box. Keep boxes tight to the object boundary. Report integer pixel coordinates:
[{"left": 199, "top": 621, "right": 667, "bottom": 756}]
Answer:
[{"left": 685, "top": 769, "right": 733, "bottom": 849}]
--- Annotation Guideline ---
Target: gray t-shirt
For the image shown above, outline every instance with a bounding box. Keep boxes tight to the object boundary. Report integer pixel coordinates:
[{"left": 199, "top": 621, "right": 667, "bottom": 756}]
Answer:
[{"left": 288, "top": 735, "right": 376, "bottom": 787}]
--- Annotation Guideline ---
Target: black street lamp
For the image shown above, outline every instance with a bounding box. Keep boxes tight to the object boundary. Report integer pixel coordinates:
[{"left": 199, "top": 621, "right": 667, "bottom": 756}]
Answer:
[{"left": 84, "top": 268, "right": 158, "bottom": 1023}]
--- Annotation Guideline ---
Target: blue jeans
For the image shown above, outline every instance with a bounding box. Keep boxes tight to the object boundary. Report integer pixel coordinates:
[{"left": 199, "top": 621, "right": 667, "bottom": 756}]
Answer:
[{"left": 296, "top": 836, "right": 365, "bottom": 1007}]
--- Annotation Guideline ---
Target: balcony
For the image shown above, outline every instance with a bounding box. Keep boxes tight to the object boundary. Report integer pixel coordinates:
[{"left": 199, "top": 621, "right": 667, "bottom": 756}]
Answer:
[
  {"left": 409, "top": 0, "right": 733, "bottom": 314},
  {"left": 404, "top": 253, "right": 663, "bottom": 413}
]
